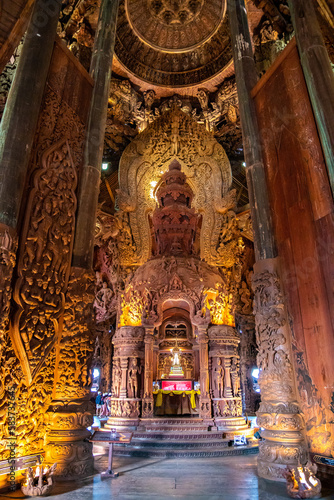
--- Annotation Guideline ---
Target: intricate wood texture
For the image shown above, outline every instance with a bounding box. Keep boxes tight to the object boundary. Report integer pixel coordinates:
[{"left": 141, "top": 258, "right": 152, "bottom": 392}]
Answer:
[
  {"left": 253, "top": 40, "right": 334, "bottom": 459},
  {"left": 0, "top": 39, "right": 93, "bottom": 470}
]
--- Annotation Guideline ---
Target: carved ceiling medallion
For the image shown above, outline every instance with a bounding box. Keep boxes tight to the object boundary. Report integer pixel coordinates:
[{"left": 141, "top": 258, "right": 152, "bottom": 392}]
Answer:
[
  {"left": 125, "top": 0, "right": 225, "bottom": 52},
  {"left": 115, "top": 0, "right": 232, "bottom": 87}
]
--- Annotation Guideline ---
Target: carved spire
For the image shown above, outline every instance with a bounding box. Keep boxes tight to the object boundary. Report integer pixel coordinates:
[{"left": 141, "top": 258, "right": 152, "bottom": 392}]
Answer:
[{"left": 152, "top": 160, "right": 199, "bottom": 257}]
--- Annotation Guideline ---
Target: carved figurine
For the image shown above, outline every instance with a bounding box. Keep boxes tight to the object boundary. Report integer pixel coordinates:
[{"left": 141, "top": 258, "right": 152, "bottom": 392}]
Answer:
[
  {"left": 112, "top": 358, "right": 122, "bottom": 397},
  {"left": 128, "top": 358, "right": 142, "bottom": 398},
  {"left": 230, "top": 358, "right": 240, "bottom": 397}
]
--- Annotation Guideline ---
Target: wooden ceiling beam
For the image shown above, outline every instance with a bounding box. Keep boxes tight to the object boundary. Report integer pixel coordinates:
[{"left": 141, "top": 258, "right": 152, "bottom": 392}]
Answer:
[{"left": 0, "top": 0, "right": 35, "bottom": 73}]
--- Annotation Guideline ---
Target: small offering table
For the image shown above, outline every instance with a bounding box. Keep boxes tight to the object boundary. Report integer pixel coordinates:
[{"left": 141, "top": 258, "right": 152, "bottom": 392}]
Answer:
[{"left": 90, "top": 429, "right": 132, "bottom": 477}]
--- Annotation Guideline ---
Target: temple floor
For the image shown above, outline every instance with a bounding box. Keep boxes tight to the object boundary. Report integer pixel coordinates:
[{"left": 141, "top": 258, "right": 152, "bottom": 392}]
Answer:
[{"left": 3, "top": 455, "right": 334, "bottom": 500}]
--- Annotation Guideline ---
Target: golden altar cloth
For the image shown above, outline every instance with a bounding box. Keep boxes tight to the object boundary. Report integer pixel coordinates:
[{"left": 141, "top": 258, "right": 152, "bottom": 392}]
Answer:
[{"left": 153, "top": 390, "right": 200, "bottom": 415}]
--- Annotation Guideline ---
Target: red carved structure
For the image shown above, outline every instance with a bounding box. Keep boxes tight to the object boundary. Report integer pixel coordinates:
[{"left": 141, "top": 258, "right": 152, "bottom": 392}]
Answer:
[{"left": 152, "top": 159, "right": 199, "bottom": 256}]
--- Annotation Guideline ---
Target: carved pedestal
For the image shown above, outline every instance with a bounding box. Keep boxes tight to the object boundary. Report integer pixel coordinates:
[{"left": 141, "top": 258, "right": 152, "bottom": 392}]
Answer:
[
  {"left": 208, "top": 325, "right": 247, "bottom": 432},
  {"left": 252, "top": 258, "right": 308, "bottom": 481},
  {"left": 107, "top": 326, "right": 144, "bottom": 428},
  {"left": 45, "top": 399, "right": 94, "bottom": 478}
]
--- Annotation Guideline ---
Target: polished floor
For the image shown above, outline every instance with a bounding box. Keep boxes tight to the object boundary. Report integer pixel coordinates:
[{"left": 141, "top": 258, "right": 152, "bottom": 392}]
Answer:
[{"left": 2, "top": 454, "right": 334, "bottom": 499}]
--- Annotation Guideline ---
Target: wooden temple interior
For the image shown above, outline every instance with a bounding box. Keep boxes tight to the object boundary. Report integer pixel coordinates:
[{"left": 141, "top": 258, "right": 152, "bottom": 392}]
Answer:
[{"left": 0, "top": 0, "right": 333, "bottom": 495}]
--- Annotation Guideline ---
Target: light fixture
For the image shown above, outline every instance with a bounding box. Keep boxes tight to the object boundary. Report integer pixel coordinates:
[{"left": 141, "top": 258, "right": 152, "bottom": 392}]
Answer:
[
  {"left": 242, "top": 161, "right": 246, "bottom": 167},
  {"left": 102, "top": 162, "right": 109, "bottom": 171}
]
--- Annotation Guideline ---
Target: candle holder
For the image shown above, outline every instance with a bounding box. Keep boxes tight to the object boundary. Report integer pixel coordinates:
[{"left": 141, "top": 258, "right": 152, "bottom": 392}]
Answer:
[
  {"left": 21, "top": 463, "right": 57, "bottom": 497},
  {"left": 284, "top": 462, "right": 321, "bottom": 499}
]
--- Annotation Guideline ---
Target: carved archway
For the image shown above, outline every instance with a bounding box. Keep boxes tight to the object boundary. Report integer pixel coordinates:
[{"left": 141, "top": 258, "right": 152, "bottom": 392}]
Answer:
[{"left": 117, "top": 106, "right": 233, "bottom": 265}]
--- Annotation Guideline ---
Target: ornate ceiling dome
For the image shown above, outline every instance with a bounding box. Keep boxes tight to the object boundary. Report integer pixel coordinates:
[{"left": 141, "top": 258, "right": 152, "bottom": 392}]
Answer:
[
  {"left": 114, "top": 0, "right": 232, "bottom": 87},
  {"left": 125, "top": 0, "right": 225, "bottom": 52}
]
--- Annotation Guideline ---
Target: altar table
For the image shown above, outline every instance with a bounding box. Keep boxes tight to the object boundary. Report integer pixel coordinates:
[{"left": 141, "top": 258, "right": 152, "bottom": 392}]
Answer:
[{"left": 153, "top": 389, "right": 200, "bottom": 416}]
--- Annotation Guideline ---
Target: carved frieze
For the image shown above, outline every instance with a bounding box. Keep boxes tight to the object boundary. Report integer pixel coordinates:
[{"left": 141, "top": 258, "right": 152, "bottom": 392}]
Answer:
[{"left": 110, "top": 398, "right": 141, "bottom": 418}]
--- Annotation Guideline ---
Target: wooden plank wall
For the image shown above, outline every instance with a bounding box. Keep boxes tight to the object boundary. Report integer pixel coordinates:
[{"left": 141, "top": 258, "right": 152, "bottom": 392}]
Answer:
[{"left": 252, "top": 38, "right": 334, "bottom": 458}]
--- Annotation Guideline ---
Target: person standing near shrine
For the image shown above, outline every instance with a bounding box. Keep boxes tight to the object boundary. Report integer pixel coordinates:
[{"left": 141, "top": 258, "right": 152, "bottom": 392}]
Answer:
[{"left": 95, "top": 391, "right": 102, "bottom": 416}]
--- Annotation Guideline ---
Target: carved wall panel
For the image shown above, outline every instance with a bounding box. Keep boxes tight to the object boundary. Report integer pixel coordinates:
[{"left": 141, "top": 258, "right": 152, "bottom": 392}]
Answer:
[
  {"left": 0, "top": 40, "right": 93, "bottom": 466},
  {"left": 11, "top": 138, "right": 77, "bottom": 384},
  {"left": 92, "top": 324, "right": 114, "bottom": 392}
]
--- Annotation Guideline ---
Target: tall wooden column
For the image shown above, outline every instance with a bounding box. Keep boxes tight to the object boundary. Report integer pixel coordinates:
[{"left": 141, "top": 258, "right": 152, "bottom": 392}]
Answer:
[
  {"left": 142, "top": 325, "right": 155, "bottom": 418},
  {"left": 45, "top": 0, "right": 120, "bottom": 477},
  {"left": 288, "top": 0, "right": 334, "bottom": 196},
  {"left": 0, "top": 0, "right": 62, "bottom": 229},
  {"left": 227, "top": 0, "right": 309, "bottom": 482},
  {"left": 72, "top": 0, "right": 120, "bottom": 269}
]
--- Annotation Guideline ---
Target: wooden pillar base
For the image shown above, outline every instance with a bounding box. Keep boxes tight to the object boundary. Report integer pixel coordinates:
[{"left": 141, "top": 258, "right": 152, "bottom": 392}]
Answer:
[{"left": 45, "top": 399, "right": 94, "bottom": 479}]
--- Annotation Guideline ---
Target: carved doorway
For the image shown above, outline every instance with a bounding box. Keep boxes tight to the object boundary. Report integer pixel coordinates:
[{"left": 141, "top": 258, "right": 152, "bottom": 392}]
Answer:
[{"left": 154, "top": 307, "right": 200, "bottom": 416}]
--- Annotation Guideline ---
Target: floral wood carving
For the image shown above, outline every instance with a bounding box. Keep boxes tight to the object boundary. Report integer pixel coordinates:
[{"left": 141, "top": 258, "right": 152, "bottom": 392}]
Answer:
[{"left": 10, "top": 139, "right": 77, "bottom": 384}]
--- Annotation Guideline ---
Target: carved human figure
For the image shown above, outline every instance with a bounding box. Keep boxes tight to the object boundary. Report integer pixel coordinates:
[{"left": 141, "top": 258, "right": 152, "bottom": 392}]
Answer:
[
  {"left": 212, "top": 357, "right": 224, "bottom": 398},
  {"left": 128, "top": 358, "right": 142, "bottom": 398},
  {"left": 230, "top": 357, "right": 240, "bottom": 397},
  {"left": 239, "top": 281, "right": 252, "bottom": 314},
  {"left": 97, "top": 282, "right": 113, "bottom": 310},
  {"left": 112, "top": 358, "right": 122, "bottom": 397}
]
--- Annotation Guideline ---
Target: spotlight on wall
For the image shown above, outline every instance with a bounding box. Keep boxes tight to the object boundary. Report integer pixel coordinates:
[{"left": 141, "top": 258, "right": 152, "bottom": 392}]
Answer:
[{"left": 102, "top": 162, "right": 109, "bottom": 171}]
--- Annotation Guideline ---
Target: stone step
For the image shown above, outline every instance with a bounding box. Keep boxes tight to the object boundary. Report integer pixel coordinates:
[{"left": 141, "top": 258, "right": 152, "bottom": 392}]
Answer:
[
  {"left": 141, "top": 418, "right": 204, "bottom": 424},
  {"left": 112, "top": 444, "right": 259, "bottom": 459},
  {"left": 117, "top": 439, "right": 230, "bottom": 449},
  {"left": 133, "top": 431, "right": 225, "bottom": 440},
  {"left": 141, "top": 426, "right": 209, "bottom": 432}
]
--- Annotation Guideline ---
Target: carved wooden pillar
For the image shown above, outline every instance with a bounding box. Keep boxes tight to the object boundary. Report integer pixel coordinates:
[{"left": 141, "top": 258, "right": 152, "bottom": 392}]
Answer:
[
  {"left": 120, "top": 357, "right": 129, "bottom": 398},
  {"left": 0, "top": 0, "right": 62, "bottom": 229},
  {"left": 106, "top": 326, "right": 144, "bottom": 428},
  {"left": 223, "top": 357, "right": 233, "bottom": 398},
  {"left": 228, "top": 0, "right": 310, "bottom": 481},
  {"left": 208, "top": 325, "right": 247, "bottom": 433},
  {"left": 288, "top": 0, "right": 334, "bottom": 196},
  {"left": 142, "top": 326, "right": 155, "bottom": 418},
  {"left": 197, "top": 326, "right": 212, "bottom": 420},
  {"left": 45, "top": 269, "right": 96, "bottom": 478},
  {"left": 47, "top": 0, "right": 121, "bottom": 476}
]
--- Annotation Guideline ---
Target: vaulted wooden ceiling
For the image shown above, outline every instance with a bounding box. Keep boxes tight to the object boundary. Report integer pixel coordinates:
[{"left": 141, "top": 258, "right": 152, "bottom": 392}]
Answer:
[{"left": 0, "top": 0, "right": 34, "bottom": 73}]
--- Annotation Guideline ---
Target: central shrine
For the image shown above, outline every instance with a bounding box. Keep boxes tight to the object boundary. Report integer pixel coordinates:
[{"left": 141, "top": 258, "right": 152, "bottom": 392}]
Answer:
[{"left": 105, "top": 126, "right": 248, "bottom": 435}]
